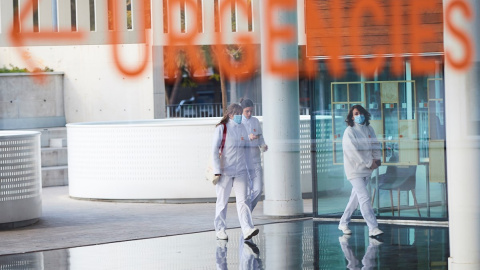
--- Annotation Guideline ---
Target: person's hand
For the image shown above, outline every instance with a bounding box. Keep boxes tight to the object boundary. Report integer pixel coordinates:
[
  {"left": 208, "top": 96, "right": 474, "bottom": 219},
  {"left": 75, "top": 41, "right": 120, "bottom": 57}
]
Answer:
[
  {"left": 212, "top": 175, "right": 221, "bottom": 185},
  {"left": 249, "top": 134, "right": 257, "bottom": 140},
  {"left": 370, "top": 160, "right": 379, "bottom": 170},
  {"left": 260, "top": 144, "right": 268, "bottom": 152}
]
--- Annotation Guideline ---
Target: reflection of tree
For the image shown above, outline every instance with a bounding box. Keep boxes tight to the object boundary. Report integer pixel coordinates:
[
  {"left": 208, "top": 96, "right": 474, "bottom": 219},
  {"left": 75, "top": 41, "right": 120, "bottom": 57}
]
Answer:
[
  {"left": 164, "top": 46, "right": 209, "bottom": 105},
  {"left": 127, "top": 0, "right": 132, "bottom": 29},
  {"left": 214, "top": 45, "right": 246, "bottom": 113},
  {"left": 164, "top": 45, "right": 252, "bottom": 113}
]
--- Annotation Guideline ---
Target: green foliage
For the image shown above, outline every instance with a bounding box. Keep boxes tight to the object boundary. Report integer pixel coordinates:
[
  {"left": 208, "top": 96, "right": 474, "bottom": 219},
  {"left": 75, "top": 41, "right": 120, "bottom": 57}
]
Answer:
[
  {"left": 42, "top": 66, "right": 54, "bottom": 72},
  {"left": 209, "top": 73, "right": 220, "bottom": 81},
  {"left": 0, "top": 64, "right": 28, "bottom": 73},
  {"left": 0, "top": 64, "right": 54, "bottom": 73},
  {"left": 181, "top": 77, "right": 198, "bottom": 88}
]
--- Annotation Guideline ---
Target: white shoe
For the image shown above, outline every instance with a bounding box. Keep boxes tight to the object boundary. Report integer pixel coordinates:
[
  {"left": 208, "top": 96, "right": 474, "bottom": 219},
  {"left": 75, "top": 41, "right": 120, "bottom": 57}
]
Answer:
[
  {"left": 369, "top": 227, "right": 384, "bottom": 237},
  {"left": 338, "top": 225, "right": 352, "bottom": 235},
  {"left": 244, "top": 227, "right": 259, "bottom": 240},
  {"left": 216, "top": 230, "right": 228, "bottom": 240},
  {"left": 217, "top": 239, "right": 228, "bottom": 248},
  {"left": 369, "top": 237, "right": 383, "bottom": 246},
  {"left": 243, "top": 241, "right": 260, "bottom": 258}
]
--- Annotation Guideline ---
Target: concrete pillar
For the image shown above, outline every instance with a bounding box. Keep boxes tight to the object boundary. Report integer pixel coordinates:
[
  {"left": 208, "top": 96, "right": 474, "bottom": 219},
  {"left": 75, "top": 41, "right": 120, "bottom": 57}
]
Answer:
[
  {"left": 152, "top": 46, "right": 166, "bottom": 119},
  {"left": 259, "top": 0, "right": 303, "bottom": 216},
  {"left": 445, "top": 0, "right": 480, "bottom": 268}
]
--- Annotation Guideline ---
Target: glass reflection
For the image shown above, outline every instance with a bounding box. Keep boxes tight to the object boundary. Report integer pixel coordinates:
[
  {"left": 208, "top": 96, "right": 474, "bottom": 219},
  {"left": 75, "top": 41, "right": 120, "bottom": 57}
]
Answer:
[
  {"left": 216, "top": 240, "right": 228, "bottom": 270},
  {"left": 315, "top": 222, "right": 449, "bottom": 269},
  {"left": 0, "top": 221, "right": 448, "bottom": 269},
  {"left": 339, "top": 234, "right": 382, "bottom": 270},
  {"left": 239, "top": 238, "right": 262, "bottom": 270}
]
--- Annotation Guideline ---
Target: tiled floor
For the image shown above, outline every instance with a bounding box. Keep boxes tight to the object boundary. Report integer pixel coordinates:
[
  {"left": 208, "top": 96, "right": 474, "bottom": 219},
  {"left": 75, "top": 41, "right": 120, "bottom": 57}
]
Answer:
[{"left": 0, "top": 220, "right": 449, "bottom": 269}]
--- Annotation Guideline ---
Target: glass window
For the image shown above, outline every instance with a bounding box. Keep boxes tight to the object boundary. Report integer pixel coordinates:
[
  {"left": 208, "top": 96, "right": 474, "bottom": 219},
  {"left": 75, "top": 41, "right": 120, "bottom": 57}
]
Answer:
[
  {"left": 312, "top": 57, "right": 447, "bottom": 220},
  {"left": 71, "top": 0, "right": 77, "bottom": 31},
  {"left": 348, "top": 83, "right": 362, "bottom": 102},
  {"left": 89, "top": 0, "right": 96, "bottom": 31},
  {"left": 332, "top": 83, "right": 347, "bottom": 102}
]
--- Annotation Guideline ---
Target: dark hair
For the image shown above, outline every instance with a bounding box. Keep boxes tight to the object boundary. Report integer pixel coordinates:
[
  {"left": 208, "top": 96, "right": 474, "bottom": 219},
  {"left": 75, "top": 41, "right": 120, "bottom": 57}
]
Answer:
[
  {"left": 346, "top": 104, "right": 371, "bottom": 127},
  {"left": 240, "top": 98, "right": 254, "bottom": 109},
  {"left": 217, "top": 103, "right": 243, "bottom": 127}
]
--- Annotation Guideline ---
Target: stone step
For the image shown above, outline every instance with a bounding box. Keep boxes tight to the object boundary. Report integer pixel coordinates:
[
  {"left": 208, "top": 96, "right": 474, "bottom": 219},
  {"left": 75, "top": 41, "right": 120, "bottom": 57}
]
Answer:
[
  {"left": 27, "top": 127, "right": 67, "bottom": 147},
  {"left": 49, "top": 138, "right": 67, "bottom": 148},
  {"left": 41, "top": 147, "right": 68, "bottom": 167},
  {"left": 42, "top": 166, "right": 68, "bottom": 187}
]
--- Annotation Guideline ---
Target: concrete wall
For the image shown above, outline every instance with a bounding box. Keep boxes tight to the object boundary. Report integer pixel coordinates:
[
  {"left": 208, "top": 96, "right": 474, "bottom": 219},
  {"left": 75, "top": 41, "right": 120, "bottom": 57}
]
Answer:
[
  {"left": 0, "top": 72, "right": 65, "bottom": 129},
  {"left": 0, "top": 45, "right": 155, "bottom": 124}
]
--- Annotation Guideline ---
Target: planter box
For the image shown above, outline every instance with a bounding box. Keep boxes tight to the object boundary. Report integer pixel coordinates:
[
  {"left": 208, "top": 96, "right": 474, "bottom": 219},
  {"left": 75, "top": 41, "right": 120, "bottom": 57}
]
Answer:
[{"left": 0, "top": 72, "right": 65, "bottom": 129}]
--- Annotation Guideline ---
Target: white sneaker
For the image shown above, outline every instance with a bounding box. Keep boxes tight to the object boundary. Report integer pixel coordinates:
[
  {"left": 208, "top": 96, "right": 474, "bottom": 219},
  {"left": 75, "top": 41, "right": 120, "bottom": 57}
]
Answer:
[
  {"left": 244, "top": 227, "right": 259, "bottom": 240},
  {"left": 216, "top": 230, "right": 228, "bottom": 240},
  {"left": 217, "top": 239, "right": 228, "bottom": 248},
  {"left": 369, "top": 237, "right": 383, "bottom": 246},
  {"left": 369, "top": 227, "right": 384, "bottom": 237},
  {"left": 243, "top": 241, "right": 260, "bottom": 258},
  {"left": 338, "top": 225, "right": 352, "bottom": 235}
]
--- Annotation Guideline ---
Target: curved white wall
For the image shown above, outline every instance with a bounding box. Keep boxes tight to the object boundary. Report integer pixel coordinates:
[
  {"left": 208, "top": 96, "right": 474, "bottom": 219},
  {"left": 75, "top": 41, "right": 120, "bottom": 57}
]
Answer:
[{"left": 67, "top": 117, "right": 312, "bottom": 201}]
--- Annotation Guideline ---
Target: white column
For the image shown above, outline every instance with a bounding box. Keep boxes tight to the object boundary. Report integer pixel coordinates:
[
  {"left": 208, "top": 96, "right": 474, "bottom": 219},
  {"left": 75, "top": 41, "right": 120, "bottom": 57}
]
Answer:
[
  {"left": 445, "top": 0, "right": 480, "bottom": 269},
  {"left": 259, "top": 0, "right": 303, "bottom": 216}
]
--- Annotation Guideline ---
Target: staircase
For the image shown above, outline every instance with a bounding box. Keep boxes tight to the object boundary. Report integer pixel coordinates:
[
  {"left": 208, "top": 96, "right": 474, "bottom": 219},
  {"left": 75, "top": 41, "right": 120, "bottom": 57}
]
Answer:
[{"left": 36, "top": 127, "right": 68, "bottom": 187}]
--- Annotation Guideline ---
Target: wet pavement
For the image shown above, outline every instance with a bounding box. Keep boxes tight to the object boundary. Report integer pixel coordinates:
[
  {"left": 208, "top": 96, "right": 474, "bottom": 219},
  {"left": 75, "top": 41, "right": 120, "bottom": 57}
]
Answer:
[
  {"left": 0, "top": 221, "right": 449, "bottom": 269},
  {"left": 0, "top": 187, "right": 449, "bottom": 269}
]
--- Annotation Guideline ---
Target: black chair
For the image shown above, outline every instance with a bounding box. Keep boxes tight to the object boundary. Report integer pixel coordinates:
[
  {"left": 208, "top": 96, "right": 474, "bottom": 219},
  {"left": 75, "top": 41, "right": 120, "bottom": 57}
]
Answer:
[{"left": 372, "top": 164, "right": 421, "bottom": 217}]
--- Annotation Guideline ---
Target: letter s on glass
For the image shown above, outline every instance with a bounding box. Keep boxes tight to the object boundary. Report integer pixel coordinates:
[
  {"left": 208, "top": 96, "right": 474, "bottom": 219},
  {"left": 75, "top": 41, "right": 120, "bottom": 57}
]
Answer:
[{"left": 445, "top": 0, "right": 474, "bottom": 71}]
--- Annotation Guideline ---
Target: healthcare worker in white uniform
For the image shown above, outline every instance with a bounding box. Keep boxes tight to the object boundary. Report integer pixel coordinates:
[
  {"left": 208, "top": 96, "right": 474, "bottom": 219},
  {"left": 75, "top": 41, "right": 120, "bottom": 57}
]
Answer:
[
  {"left": 212, "top": 103, "right": 259, "bottom": 241},
  {"left": 339, "top": 104, "right": 384, "bottom": 237},
  {"left": 240, "top": 98, "right": 268, "bottom": 212}
]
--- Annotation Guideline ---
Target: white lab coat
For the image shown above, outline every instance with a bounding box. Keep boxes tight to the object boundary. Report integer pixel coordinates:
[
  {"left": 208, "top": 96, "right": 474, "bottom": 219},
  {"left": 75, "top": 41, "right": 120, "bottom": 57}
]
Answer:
[
  {"left": 342, "top": 122, "right": 382, "bottom": 180},
  {"left": 212, "top": 119, "right": 255, "bottom": 236},
  {"left": 241, "top": 115, "right": 265, "bottom": 165},
  {"left": 212, "top": 120, "right": 252, "bottom": 176},
  {"left": 241, "top": 115, "right": 266, "bottom": 211}
]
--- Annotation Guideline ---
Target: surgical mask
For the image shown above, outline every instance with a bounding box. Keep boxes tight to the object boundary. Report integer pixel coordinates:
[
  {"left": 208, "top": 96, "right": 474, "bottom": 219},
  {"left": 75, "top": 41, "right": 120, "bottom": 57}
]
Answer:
[
  {"left": 233, "top": 115, "right": 242, "bottom": 124},
  {"left": 354, "top": 115, "right": 365, "bottom": 124}
]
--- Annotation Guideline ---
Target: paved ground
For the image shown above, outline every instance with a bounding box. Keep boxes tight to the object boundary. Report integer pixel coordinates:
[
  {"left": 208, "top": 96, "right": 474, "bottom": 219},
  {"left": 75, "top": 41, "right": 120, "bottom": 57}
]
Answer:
[{"left": 0, "top": 186, "right": 312, "bottom": 256}]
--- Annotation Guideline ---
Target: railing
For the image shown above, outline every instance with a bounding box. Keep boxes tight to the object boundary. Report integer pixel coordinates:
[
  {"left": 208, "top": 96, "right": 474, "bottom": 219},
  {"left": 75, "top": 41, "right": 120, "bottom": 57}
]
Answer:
[
  {"left": 166, "top": 103, "right": 309, "bottom": 118},
  {"left": 166, "top": 103, "right": 224, "bottom": 118}
]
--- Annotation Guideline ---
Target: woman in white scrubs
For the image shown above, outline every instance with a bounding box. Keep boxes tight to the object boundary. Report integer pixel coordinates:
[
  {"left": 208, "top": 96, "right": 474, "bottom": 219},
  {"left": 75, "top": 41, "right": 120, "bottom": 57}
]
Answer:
[
  {"left": 240, "top": 99, "right": 268, "bottom": 212},
  {"left": 212, "top": 103, "right": 259, "bottom": 241},
  {"left": 339, "top": 105, "right": 384, "bottom": 237}
]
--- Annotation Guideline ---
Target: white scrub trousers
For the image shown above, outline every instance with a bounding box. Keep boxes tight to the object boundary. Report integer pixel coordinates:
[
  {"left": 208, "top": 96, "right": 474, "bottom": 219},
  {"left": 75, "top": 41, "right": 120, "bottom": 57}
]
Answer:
[
  {"left": 248, "top": 163, "right": 263, "bottom": 211},
  {"left": 214, "top": 173, "right": 255, "bottom": 235},
  {"left": 339, "top": 176, "right": 378, "bottom": 230}
]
